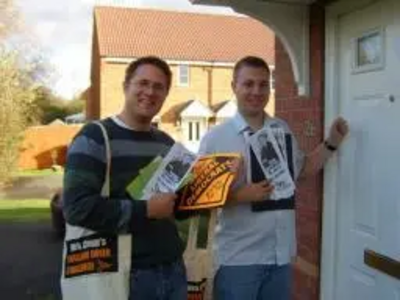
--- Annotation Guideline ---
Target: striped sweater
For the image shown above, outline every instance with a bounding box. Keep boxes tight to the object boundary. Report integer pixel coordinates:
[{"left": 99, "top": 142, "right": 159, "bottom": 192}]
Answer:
[{"left": 62, "top": 117, "right": 184, "bottom": 268}]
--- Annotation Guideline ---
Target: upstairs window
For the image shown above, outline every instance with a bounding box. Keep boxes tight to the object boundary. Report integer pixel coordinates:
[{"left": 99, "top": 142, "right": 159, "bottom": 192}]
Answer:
[
  {"left": 178, "top": 64, "right": 190, "bottom": 86},
  {"left": 270, "top": 68, "right": 275, "bottom": 92}
]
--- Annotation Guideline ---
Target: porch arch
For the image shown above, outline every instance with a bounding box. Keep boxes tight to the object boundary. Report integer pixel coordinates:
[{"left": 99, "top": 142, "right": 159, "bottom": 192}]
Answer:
[{"left": 191, "top": 0, "right": 313, "bottom": 96}]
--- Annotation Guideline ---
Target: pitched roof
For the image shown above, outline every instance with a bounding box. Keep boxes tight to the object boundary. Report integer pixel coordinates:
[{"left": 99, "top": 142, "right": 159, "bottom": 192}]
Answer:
[
  {"left": 214, "top": 100, "right": 237, "bottom": 118},
  {"left": 164, "top": 99, "right": 214, "bottom": 120},
  {"left": 94, "top": 7, "right": 275, "bottom": 65},
  {"left": 211, "top": 100, "right": 231, "bottom": 113}
]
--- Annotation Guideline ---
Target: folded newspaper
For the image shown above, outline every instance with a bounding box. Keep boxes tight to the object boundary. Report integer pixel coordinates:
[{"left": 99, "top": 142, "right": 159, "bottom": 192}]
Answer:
[
  {"left": 248, "top": 126, "right": 295, "bottom": 200},
  {"left": 126, "top": 142, "right": 241, "bottom": 211}
]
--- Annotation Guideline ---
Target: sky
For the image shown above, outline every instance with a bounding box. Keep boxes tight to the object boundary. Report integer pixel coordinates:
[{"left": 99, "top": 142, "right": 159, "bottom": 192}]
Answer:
[{"left": 17, "top": 0, "right": 234, "bottom": 99}]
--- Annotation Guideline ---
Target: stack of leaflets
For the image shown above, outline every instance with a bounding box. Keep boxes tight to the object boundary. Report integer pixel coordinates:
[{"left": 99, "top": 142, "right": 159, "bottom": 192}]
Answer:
[
  {"left": 248, "top": 125, "right": 295, "bottom": 200},
  {"left": 126, "top": 142, "right": 241, "bottom": 211}
]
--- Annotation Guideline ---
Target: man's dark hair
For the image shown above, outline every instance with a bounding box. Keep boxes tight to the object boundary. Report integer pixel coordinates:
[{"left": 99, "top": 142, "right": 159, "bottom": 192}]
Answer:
[
  {"left": 233, "top": 56, "right": 270, "bottom": 81},
  {"left": 124, "top": 56, "right": 172, "bottom": 91}
]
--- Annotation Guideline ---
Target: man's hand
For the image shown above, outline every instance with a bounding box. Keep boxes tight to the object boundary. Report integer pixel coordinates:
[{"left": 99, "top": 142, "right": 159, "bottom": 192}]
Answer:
[
  {"left": 244, "top": 180, "right": 274, "bottom": 202},
  {"left": 229, "top": 156, "right": 245, "bottom": 182},
  {"left": 231, "top": 180, "right": 274, "bottom": 203},
  {"left": 327, "top": 117, "right": 349, "bottom": 148},
  {"left": 147, "top": 193, "right": 177, "bottom": 219},
  {"left": 300, "top": 117, "right": 350, "bottom": 178}
]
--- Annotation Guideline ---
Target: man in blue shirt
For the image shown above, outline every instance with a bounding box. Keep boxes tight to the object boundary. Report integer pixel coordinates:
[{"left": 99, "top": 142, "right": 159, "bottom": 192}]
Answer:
[{"left": 199, "top": 56, "right": 349, "bottom": 300}]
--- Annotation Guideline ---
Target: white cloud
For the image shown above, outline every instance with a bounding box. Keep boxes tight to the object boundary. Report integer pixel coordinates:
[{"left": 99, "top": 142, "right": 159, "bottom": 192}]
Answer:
[
  {"left": 17, "top": 0, "right": 234, "bottom": 98},
  {"left": 34, "top": 21, "right": 57, "bottom": 43},
  {"left": 51, "top": 45, "right": 91, "bottom": 98}
]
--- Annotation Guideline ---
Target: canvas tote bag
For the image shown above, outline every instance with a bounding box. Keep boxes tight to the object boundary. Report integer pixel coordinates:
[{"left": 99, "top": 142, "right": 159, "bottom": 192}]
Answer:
[
  {"left": 184, "top": 210, "right": 217, "bottom": 300},
  {"left": 61, "top": 121, "right": 132, "bottom": 300}
]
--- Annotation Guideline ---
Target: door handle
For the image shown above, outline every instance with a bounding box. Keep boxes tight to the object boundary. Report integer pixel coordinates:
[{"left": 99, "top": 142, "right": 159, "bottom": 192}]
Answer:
[{"left": 364, "top": 249, "right": 400, "bottom": 280}]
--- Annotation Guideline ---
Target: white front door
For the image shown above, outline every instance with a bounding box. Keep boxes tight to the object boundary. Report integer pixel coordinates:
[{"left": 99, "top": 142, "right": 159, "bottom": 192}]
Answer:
[{"left": 326, "top": 0, "right": 400, "bottom": 299}]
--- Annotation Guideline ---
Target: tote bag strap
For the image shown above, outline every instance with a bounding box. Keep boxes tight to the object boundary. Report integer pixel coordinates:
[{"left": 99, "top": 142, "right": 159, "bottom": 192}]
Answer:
[
  {"left": 186, "top": 210, "right": 217, "bottom": 253},
  {"left": 93, "top": 121, "right": 111, "bottom": 198},
  {"left": 206, "top": 210, "right": 217, "bottom": 251},
  {"left": 186, "top": 215, "right": 200, "bottom": 252}
]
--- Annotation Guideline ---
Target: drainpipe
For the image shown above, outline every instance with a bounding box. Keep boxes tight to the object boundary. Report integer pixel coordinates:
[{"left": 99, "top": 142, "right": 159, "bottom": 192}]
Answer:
[{"left": 204, "top": 66, "right": 213, "bottom": 107}]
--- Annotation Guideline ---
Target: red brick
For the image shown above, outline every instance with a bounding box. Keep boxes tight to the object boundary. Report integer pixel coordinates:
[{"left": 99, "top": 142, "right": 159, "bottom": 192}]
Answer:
[{"left": 275, "top": 3, "right": 325, "bottom": 300}]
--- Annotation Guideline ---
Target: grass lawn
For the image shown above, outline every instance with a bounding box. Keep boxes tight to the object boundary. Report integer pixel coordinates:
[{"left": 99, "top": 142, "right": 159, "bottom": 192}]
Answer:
[
  {"left": 0, "top": 199, "right": 50, "bottom": 221},
  {"left": 14, "top": 168, "right": 63, "bottom": 178}
]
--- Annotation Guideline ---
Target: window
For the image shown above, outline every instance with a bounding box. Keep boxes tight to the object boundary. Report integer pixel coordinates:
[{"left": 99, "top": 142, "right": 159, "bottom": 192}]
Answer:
[
  {"left": 352, "top": 28, "right": 385, "bottom": 73},
  {"left": 178, "top": 64, "right": 190, "bottom": 86},
  {"left": 196, "top": 122, "right": 200, "bottom": 141},
  {"left": 189, "top": 122, "right": 193, "bottom": 141},
  {"left": 270, "top": 68, "right": 275, "bottom": 91},
  {"left": 188, "top": 121, "right": 200, "bottom": 141}
]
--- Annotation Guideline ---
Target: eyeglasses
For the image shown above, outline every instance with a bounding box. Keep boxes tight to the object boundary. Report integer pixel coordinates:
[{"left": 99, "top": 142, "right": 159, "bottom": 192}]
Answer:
[{"left": 130, "top": 79, "right": 167, "bottom": 94}]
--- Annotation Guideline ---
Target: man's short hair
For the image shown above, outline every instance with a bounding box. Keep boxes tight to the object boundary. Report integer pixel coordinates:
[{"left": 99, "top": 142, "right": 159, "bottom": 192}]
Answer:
[
  {"left": 233, "top": 56, "right": 270, "bottom": 81},
  {"left": 124, "top": 56, "right": 172, "bottom": 91}
]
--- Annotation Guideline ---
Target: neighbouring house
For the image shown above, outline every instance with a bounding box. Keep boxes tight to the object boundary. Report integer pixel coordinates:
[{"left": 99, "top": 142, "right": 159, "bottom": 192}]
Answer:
[
  {"left": 87, "top": 6, "right": 276, "bottom": 151},
  {"left": 191, "top": 0, "right": 400, "bottom": 299}
]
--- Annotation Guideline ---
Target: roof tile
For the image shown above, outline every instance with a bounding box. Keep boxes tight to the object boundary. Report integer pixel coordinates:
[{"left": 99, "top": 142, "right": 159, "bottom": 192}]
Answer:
[{"left": 94, "top": 7, "right": 275, "bottom": 64}]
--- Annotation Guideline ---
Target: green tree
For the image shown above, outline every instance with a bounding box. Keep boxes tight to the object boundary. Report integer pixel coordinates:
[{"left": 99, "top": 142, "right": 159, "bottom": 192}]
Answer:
[
  {"left": 0, "top": 49, "right": 38, "bottom": 183},
  {"left": 0, "top": 0, "right": 47, "bottom": 183},
  {"left": 65, "top": 97, "right": 85, "bottom": 116},
  {"left": 33, "top": 87, "right": 84, "bottom": 124},
  {"left": 0, "top": 0, "right": 21, "bottom": 39}
]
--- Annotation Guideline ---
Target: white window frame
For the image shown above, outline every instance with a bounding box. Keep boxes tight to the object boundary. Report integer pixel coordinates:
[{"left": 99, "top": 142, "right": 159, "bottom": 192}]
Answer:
[
  {"left": 177, "top": 64, "right": 190, "bottom": 87},
  {"left": 351, "top": 27, "right": 385, "bottom": 74},
  {"left": 270, "top": 66, "right": 276, "bottom": 93},
  {"left": 188, "top": 120, "right": 201, "bottom": 141}
]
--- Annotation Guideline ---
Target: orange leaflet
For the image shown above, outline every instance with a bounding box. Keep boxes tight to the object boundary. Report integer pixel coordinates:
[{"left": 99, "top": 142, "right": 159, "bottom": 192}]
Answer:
[{"left": 178, "top": 153, "right": 240, "bottom": 211}]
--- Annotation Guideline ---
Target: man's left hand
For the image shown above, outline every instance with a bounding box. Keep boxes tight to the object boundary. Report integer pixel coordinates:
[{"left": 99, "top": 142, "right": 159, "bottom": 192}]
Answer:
[{"left": 327, "top": 116, "right": 349, "bottom": 148}]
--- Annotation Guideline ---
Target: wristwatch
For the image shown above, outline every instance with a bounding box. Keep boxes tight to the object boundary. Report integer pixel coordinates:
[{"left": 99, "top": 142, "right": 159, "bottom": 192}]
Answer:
[{"left": 324, "top": 140, "right": 337, "bottom": 152}]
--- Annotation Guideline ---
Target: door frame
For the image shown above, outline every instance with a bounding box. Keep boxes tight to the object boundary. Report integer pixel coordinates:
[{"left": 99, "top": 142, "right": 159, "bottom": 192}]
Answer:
[{"left": 320, "top": 0, "right": 378, "bottom": 299}]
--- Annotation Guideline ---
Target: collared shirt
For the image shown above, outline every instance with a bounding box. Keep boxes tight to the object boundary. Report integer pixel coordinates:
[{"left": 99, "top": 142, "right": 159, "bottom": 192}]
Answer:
[{"left": 198, "top": 112, "right": 305, "bottom": 268}]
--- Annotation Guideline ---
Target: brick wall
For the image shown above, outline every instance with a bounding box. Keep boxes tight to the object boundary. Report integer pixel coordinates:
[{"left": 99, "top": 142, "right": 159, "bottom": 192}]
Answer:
[
  {"left": 274, "top": 4, "right": 325, "bottom": 300},
  {"left": 18, "top": 125, "right": 82, "bottom": 170}
]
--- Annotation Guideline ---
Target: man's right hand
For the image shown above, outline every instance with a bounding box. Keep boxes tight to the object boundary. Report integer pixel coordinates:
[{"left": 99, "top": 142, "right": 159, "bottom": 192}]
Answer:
[
  {"left": 230, "top": 180, "right": 274, "bottom": 203},
  {"left": 147, "top": 193, "right": 177, "bottom": 219}
]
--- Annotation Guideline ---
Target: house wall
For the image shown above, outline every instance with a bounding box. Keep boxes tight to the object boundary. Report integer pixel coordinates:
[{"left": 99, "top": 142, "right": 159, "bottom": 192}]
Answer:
[{"left": 274, "top": 4, "right": 325, "bottom": 300}]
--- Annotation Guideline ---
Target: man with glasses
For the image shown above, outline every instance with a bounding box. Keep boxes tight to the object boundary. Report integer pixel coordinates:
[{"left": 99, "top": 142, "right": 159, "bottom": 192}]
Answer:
[
  {"left": 199, "top": 56, "right": 349, "bottom": 300},
  {"left": 62, "top": 56, "right": 187, "bottom": 299}
]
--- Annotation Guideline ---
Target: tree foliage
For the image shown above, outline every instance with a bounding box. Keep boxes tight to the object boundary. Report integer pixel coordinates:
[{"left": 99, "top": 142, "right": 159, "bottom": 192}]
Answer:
[
  {"left": 0, "top": 0, "right": 21, "bottom": 39},
  {"left": 33, "top": 86, "right": 84, "bottom": 124},
  {"left": 0, "top": 0, "right": 80, "bottom": 183},
  {"left": 0, "top": 49, "right": 38, "bottom": 183},
  {"left": 0, "top": 0, "right": 45, "bottom": 183}
]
